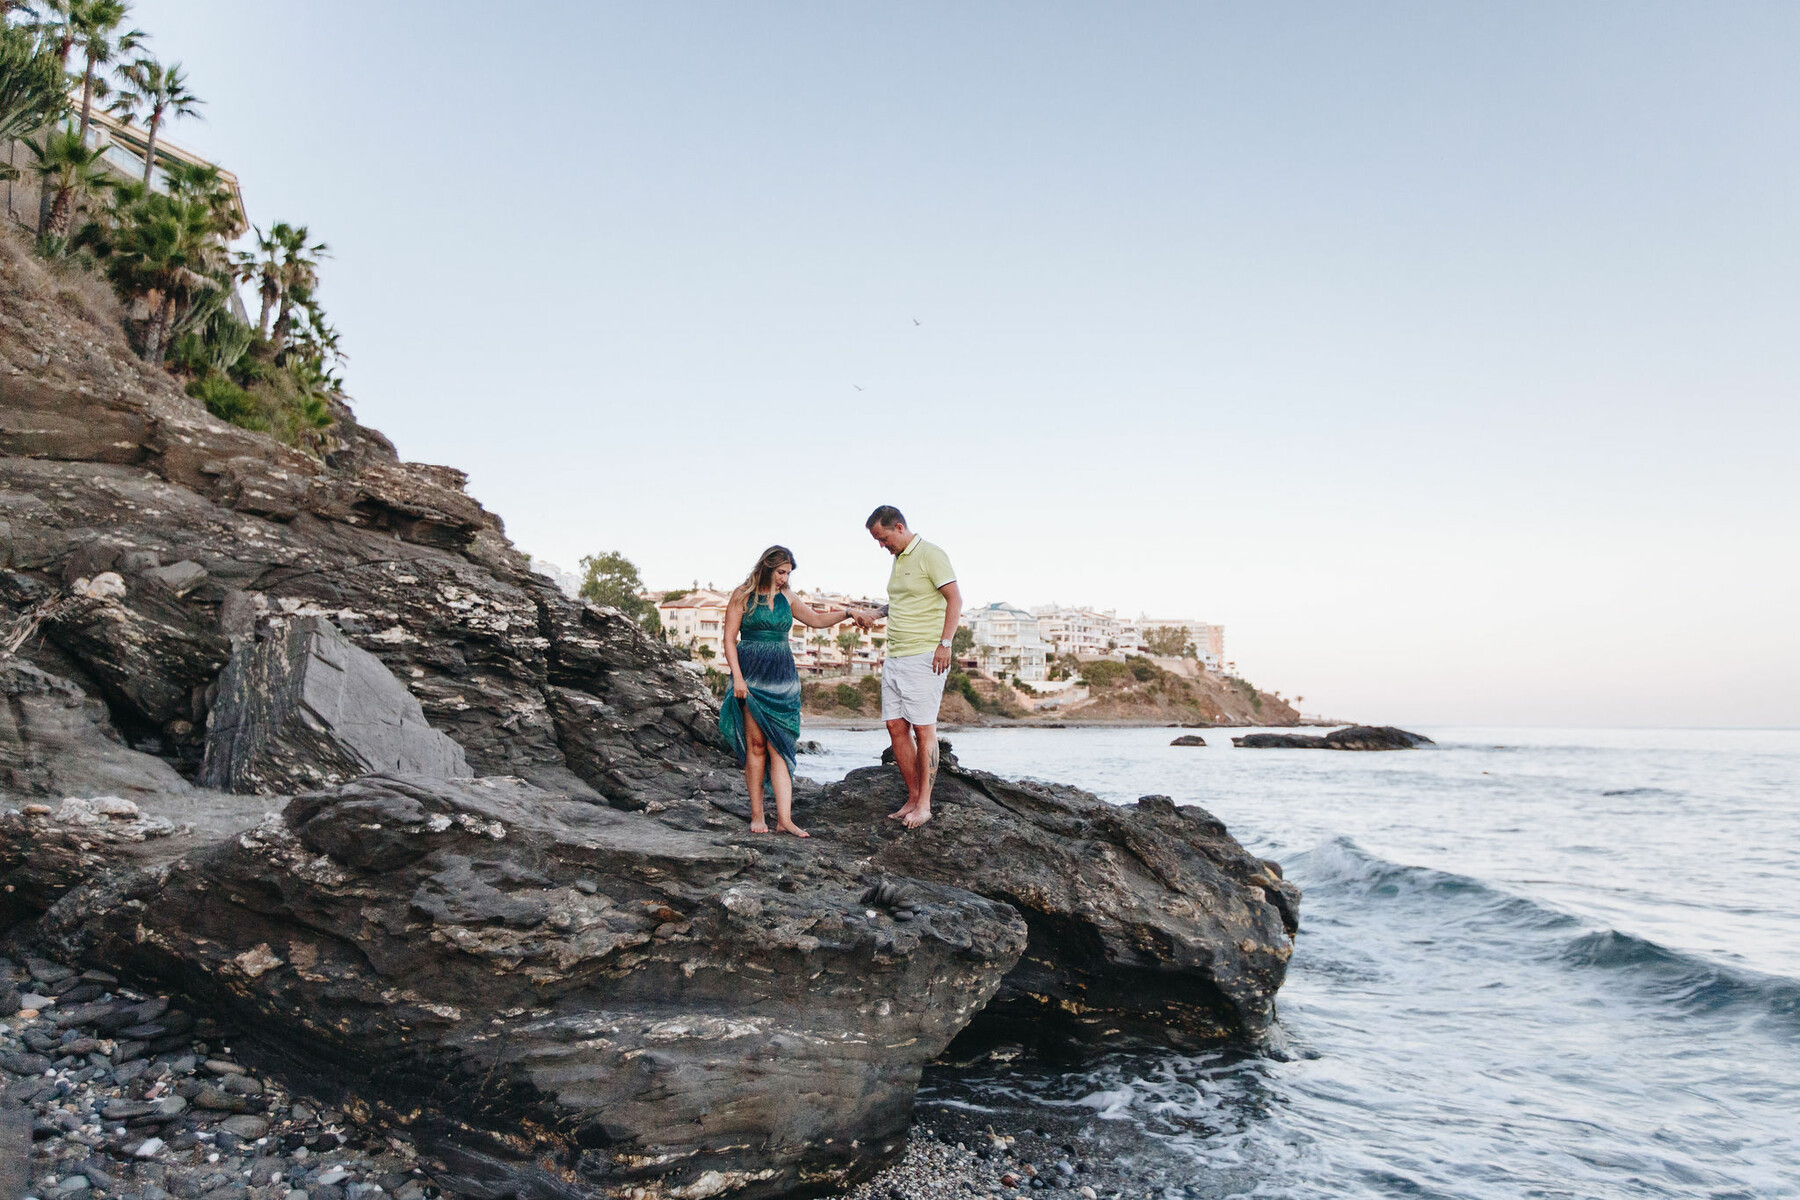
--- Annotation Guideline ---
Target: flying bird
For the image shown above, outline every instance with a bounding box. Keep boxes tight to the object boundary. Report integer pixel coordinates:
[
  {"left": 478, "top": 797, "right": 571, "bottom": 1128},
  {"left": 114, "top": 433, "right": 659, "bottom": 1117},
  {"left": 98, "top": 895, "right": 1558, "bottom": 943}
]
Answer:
[
  {"left": 912, "top": 318, "right": 921, "bottom": 326},
  {"left": 853, "top": 385, "right": 865, "bottom": 391}
]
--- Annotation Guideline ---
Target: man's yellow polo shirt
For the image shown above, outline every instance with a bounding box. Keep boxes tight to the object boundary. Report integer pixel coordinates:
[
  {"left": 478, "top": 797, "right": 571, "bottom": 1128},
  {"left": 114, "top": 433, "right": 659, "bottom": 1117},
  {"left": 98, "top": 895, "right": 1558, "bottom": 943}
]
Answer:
[{"left": 885, "top": 536, "right": 957, "bottom": 658}]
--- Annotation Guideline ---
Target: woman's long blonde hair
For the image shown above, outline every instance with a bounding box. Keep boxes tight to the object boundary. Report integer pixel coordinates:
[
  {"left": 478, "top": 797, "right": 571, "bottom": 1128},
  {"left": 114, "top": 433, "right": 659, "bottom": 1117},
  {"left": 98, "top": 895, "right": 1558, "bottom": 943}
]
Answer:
[{"left": 732, "top": 545, "right": 795, "bottom": 612}]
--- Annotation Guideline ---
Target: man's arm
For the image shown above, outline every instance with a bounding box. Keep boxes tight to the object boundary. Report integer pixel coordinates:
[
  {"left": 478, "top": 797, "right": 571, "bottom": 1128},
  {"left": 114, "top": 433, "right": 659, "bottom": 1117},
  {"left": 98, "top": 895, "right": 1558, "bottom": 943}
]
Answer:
[{"left": 932, "top": 581, "right": 962, "bottom": 674}]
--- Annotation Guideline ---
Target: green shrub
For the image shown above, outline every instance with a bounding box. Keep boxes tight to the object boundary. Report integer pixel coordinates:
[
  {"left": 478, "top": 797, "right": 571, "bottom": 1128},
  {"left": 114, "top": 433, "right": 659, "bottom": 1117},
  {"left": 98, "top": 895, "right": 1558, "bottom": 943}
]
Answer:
[
  {"left": 1128, "top": 656, "right": 1157, "bottom": 682},
  {"left": 187, "top": 372, "right": 267, "bottom": 431},
  {"left": 703, "top": 667, "right": 730, "bottom": 699},
  {"left": 859, "top": 674, "right": 881, "bottom": 698},
  {"left": 948, "top": 669, "right": 984, "bottom": 711},
  {"left": 1078, "top": 660, "right": 1129, "bottom": 689},
  {"left": 834, "top": 683, "right": 862, "bottom": 711}
]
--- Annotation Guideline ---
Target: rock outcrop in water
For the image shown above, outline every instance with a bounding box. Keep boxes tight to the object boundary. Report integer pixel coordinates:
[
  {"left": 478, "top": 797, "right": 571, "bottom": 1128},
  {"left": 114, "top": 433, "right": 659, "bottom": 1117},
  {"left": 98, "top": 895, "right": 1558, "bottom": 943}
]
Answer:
[
  {"left": 0, "top": 231, "right": 1298, "bottom": 1197},
  {"left": 1233, "top": 725, "right": 1432, "bottom": 750}
]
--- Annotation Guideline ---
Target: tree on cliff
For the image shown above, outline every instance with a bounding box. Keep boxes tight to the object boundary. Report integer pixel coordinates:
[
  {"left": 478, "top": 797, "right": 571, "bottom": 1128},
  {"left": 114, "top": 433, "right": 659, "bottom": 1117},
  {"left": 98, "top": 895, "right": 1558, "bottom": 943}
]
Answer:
[
  {"left": 65, "top": 0, "right": 142, "bottom": 141},
  {"left": 579, "top": 551, "right": 661, "bottom": 632},
  {"left": 1144, "top": 625, "right": 1196, "bottom": 658},
  {"left": 26, "top": 124, "right": 110, "bottom": 237},
  {"left": 109, "top": 54, "right": 201, "bottom": 185}
]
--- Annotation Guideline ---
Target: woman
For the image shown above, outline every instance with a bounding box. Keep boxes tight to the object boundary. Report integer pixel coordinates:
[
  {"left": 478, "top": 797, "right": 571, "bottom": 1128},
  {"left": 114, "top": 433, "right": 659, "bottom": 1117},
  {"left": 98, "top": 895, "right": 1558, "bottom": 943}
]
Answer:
[{"left": 720, "top": 545, "right": 866, "bottom": 837}]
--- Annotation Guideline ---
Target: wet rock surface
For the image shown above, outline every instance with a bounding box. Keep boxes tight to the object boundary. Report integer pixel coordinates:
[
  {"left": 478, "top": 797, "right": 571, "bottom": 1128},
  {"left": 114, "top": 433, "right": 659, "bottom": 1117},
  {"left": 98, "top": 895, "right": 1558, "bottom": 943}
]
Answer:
[{"left": 1231, "top": 725, "right": 1432, "bottom": 751}]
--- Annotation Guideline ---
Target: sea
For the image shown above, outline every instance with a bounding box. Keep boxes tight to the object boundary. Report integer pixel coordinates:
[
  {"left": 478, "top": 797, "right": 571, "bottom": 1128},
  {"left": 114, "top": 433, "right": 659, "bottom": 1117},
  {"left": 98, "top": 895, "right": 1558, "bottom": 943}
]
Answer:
[{"left": 793, "top": 726, "right": 1800, "bottom": 1200}]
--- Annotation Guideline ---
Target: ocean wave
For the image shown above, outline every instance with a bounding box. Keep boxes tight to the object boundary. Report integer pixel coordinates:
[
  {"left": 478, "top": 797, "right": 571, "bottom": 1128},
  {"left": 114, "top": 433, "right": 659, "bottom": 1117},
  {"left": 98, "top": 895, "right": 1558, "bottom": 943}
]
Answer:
[
  {"left": 1288, "top": 837, "right": 1580, "bottom": 933},
  {"left": 1561, "top": 929, "right": 1800, "bottom": 1027}
]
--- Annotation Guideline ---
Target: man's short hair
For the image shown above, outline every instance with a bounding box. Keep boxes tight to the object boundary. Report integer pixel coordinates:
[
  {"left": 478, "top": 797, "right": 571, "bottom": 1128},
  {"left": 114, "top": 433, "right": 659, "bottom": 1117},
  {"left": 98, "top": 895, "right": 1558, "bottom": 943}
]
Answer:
[{"left": 866, "top": 505, "right": 907, "bottom": 530}]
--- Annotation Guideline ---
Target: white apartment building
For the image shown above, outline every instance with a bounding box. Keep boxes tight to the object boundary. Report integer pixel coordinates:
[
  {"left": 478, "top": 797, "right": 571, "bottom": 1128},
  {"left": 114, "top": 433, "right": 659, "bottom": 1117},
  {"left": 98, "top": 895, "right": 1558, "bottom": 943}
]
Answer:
[
  {"left": 1030, "top": 606, "right": 1147, "bottom": 659},
  {"left": 969, "top": 601, "right": 1049, "bottom": 682},
  {"left": 788, "top": 592, "right": 887, "bottom": 676},
  {"left": 656, "top": 590, "right": 731, "bottom": 660},
  {"left": 1137, "top": 616, "right": 1226, "bottom": 669}
]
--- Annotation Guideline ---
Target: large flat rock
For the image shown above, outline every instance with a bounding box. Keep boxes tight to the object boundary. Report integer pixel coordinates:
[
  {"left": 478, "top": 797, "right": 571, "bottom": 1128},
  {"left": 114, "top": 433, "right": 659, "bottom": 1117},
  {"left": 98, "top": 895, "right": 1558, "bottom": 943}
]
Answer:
[{"left": 34, "top": 774, "right": 1028, "bottom": 1200}]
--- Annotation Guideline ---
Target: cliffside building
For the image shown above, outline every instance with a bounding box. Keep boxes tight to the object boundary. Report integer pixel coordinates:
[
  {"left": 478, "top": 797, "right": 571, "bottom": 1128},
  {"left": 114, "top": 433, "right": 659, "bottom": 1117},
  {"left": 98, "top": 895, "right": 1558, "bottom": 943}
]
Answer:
[
  {"left": 969, "top": 601, "right": 1049, "bottom": 682},
  {"left": 656, "top": 590, "right": 730, "bottom": 661},
  {"left": 4, "top": 108, "right": 247, "bottom": 238},
  {"left": 1030, "top": 605, "right": 1148, "bottom": 660}
]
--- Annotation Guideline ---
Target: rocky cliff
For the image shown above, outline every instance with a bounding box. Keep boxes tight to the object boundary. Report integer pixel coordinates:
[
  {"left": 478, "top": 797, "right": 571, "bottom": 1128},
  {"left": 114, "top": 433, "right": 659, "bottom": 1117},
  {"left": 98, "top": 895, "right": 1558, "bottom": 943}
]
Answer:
[{"left": 0, "top": 231, "right": 1299, "bottom": 1200}]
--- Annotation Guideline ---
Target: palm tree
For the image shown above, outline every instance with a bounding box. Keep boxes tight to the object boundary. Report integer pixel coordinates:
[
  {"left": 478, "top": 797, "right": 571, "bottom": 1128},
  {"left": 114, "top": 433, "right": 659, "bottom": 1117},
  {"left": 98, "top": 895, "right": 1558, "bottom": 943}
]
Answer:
[
  {"left": 69, "top": 0, "right": 140, "bottom": 141},
  {"left": 28, "top": 122, "right": 110, "bottom": 236},
  {"left": 161, "top": 159, "right": 238, "bottom": 236},
  {"left": 110, "top": 55, "right": 200, "bottom": 185},
  {"left": 236, "top": 222, "right": 327, "bottom": 349},
  {"left": 28, "top": 0, "right": 81, "bottom": 69},
  {"left": 87, "top": 190, "right": 220, "bottom": 358},
  {"left": 835, "top": 628, "right": 861, "bottom": 673}
]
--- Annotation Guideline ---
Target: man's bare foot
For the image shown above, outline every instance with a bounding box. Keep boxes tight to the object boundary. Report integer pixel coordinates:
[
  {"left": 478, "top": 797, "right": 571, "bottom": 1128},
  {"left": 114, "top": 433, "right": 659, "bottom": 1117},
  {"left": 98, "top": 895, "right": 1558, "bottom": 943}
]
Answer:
[
  {"left": 750, "top": 819, "right": 769, "bottom": 833},
  {"left": 902, "top": 806, "right": 932, "bottom": 829},
  {"left": 888, "top": 801, "right": 919, "bottom": 820},
  {"left": 776, "top": 821, "right": 810, "bottom": 838}
]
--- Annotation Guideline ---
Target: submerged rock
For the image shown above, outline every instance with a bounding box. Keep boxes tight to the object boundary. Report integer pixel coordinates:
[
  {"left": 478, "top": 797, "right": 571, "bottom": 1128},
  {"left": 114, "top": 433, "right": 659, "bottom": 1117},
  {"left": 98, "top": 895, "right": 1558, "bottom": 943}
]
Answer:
[
  {"left": 36, "top": 773, "right": 1028, "bottom": 1199},
  {"left": 1169, "top": 734, "right": 1207, "bottom": 747},
  {"left": 1233, "top": 725, "right": 1432, "bottom": 750},
  {"left": 200, "top": 616, "right": 471, "bottom": 794}
]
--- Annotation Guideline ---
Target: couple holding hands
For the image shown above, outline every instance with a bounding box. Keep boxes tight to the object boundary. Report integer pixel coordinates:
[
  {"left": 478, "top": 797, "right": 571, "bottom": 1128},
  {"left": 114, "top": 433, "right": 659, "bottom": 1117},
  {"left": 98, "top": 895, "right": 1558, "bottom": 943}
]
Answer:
[{"left": 719, "top": 505, "right": 961, "bottom": 838}]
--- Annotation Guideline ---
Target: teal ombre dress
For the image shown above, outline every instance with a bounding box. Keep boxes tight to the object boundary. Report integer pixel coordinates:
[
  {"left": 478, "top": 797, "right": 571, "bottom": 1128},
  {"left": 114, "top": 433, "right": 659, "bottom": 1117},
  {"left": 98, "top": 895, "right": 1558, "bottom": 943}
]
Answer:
[{"left": 719, "top": 592, "right": 802, "bottom": 778}]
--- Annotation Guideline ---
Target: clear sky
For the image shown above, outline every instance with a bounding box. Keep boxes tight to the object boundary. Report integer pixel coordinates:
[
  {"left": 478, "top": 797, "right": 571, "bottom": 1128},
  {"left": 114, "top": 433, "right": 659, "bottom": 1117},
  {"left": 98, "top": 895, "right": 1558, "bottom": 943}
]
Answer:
[{"left": 126, "top": 1, "right": 1797, "bottom": 726}]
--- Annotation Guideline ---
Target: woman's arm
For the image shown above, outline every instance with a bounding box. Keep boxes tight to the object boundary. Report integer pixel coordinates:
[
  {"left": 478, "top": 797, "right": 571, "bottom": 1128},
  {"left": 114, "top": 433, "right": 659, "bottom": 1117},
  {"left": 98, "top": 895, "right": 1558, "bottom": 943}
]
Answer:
[
  {"left": 785, "top": 589, "right": 853, "bottom": 629},
  {"left": 723, "top": 593, "right": 748, "bottom": 697}
]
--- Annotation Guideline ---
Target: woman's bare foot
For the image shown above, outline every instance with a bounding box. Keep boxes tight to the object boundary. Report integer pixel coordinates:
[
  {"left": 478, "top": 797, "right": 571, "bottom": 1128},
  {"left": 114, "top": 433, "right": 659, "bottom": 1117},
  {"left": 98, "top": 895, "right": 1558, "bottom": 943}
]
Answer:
[
  {"left": 902, "top": 805, "right": 932, "bottom": 829},
  {"left": 776, "top": 821, "right": 810, "bottom": 838},
  {"left": 750, "top": 819, "right": 769, "bottom": 833},
  {"left": 888, "top": 801, "right": 918, "bottom": 820}
]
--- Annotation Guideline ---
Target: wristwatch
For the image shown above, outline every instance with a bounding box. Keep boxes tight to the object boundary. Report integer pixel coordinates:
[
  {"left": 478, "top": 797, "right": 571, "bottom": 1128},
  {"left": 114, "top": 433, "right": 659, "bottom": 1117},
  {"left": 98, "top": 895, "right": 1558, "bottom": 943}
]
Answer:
[{"left": 940, "top": 638, "right": 953, "bottom": 648}]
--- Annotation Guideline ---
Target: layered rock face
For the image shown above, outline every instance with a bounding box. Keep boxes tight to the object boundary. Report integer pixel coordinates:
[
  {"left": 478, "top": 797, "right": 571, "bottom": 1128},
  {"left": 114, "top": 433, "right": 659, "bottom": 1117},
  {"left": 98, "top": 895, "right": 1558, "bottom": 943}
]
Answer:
[
  {"left": 1, "top": 236, "right": 1299, "bottom": 1197},
  {"left": 35, "top": 774, "right": 1028, "bottom": 1200},
  {"left": 201, "top": 615, "right": 471, "bottom": 793}
]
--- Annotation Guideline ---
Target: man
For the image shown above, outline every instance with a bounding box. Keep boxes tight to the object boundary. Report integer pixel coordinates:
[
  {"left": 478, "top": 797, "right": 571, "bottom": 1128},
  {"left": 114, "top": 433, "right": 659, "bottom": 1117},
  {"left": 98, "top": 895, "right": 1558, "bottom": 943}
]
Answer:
[{"left": 858, "top": 505, "right": 961, "bottom": 828}]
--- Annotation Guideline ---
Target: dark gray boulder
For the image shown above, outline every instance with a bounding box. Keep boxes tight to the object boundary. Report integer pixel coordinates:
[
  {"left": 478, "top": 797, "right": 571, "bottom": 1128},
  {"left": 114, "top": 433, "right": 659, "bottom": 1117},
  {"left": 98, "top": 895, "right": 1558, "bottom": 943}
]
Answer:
[
  {"left": 0, "top": 658, "right": 191, "bottom": 799},
  {"left": 1170, "top": 734, "right": 1207, "bottom": 747},
  {"left": 35, "top": 773, "right": 1028, "bottom": 1200},
  {"left": 754, "top": 749, "right": 1300, "bottom": 1054},
  {"left": 1232, "top": 724, "right": 1432, "bottom": 750},
  {"left": 1323, "top": 724, "right": 1434, "bottom": 750},
  {"left": 199, "top": 616, "right": 471, "bottom": 794}
]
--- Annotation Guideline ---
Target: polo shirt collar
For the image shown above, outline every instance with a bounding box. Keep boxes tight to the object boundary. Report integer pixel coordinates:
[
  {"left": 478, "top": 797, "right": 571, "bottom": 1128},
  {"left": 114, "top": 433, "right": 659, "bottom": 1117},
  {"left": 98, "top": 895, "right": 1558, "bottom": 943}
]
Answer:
[{"left": 898, "top": 534, "right": 921, "bottom": 557}]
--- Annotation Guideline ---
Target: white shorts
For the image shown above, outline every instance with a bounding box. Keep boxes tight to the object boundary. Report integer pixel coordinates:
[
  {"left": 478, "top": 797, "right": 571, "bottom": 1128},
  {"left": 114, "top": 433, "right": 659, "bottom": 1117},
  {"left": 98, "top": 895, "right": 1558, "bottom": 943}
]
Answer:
[{"left": 881, "top": 651, "right": 948, "bottom": 725}]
